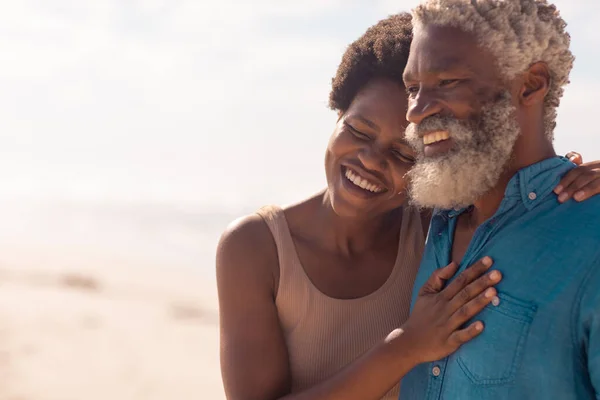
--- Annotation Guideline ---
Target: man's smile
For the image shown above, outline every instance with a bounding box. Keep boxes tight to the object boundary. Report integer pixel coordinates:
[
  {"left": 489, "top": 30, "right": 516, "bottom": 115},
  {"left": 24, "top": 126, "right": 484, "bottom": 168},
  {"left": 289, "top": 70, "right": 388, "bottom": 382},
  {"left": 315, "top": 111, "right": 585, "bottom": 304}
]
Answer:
[{"left": 423, "top": 130, "right": 454, "bottom": 158}]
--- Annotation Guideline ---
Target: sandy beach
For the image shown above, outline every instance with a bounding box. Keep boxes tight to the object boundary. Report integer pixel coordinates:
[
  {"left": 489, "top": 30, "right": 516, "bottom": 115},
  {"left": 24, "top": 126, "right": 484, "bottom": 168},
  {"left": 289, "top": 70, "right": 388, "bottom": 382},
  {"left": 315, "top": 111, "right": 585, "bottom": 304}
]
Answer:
[{"left": 0, "top": 204, "right": 226, "bottom": 400}]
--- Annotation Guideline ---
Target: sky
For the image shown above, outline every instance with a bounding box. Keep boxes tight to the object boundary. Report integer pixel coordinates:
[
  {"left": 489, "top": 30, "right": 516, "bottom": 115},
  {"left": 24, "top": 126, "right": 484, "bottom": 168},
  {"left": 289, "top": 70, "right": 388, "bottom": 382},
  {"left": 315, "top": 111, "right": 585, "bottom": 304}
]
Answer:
[{"left": 1, "top": 0, "right": 599, "bottom": 212}]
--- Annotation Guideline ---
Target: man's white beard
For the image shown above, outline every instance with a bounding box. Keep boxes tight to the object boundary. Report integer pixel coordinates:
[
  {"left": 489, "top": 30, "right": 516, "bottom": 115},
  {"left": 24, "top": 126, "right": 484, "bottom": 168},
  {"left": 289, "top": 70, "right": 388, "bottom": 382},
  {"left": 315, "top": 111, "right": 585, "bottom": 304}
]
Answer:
[{"left": 405, "top": 94, "right": 521, "bottom": 210}]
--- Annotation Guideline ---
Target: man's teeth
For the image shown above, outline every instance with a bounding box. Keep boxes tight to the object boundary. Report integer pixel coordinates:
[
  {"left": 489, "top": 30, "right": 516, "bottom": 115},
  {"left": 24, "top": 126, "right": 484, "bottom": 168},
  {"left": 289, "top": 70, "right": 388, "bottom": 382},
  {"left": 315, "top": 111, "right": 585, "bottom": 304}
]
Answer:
[
  {"left": 423, "top": 131, "right": 450, "bottom": 145},
  {"left": 344, "top": 168, "right": 384, "bottom": 193}
]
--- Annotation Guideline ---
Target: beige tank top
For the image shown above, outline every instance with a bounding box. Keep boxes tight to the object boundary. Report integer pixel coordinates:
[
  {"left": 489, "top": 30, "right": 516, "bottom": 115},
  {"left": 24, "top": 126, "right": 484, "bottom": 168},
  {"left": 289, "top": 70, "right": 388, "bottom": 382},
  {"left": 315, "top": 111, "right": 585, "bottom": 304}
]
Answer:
[{"left": 257, "top": 205, "right": 425, "bottom": 399}]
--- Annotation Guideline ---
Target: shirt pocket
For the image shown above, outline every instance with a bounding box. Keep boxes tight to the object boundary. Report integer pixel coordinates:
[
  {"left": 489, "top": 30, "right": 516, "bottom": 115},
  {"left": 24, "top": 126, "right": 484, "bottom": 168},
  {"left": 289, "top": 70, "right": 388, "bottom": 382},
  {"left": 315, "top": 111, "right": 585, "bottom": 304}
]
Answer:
[{"left": 456, "top": 292, "right": 537, "bottom": 385}]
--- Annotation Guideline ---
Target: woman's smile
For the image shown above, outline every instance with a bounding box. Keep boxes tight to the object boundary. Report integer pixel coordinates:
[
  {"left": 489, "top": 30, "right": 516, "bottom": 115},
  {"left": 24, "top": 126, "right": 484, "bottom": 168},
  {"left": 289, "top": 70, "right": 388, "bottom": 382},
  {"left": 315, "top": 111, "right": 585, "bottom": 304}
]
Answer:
[{"left": 340, "top": 165, "right": 387, "bottom": 199}]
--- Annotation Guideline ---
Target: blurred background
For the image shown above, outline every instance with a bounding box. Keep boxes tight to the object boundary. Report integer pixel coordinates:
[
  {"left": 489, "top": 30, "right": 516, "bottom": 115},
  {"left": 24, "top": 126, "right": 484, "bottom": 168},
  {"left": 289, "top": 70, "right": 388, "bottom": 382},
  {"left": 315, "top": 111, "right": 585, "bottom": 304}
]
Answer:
[{"left": 0, "top": 0, "right": 598, "bottom": 398}]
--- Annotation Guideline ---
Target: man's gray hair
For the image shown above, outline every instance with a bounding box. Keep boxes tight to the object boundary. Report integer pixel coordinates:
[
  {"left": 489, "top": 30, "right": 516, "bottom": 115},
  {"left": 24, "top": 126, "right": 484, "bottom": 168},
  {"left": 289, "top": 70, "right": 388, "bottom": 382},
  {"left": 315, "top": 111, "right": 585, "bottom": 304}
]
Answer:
[{"left": 412, "top": 0, "right": 574, "bottom": 140}]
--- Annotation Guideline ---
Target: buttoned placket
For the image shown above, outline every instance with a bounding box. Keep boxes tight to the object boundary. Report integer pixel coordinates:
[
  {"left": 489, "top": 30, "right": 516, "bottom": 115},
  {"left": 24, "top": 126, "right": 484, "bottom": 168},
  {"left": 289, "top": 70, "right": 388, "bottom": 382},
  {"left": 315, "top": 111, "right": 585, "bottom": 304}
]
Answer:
[
  {"left": 403, "top": 158, "right": 579, "bottom": 400},
  {"left": 425, "top": 358, "right": 449, "bottom": 399},
  {"left": 424, "top": 202, "right": 517, "bottom": 399}
]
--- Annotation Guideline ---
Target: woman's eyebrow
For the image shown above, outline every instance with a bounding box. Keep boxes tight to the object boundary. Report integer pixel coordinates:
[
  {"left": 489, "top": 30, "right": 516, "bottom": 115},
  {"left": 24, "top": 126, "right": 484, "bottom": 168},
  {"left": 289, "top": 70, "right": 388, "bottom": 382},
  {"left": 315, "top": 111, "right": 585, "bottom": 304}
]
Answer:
[
  {"left": 347, "top": 114, "right": 380, "bottom": 133},
  {"left": 393, "top": 137, "right": 412, "bottom": 146}
]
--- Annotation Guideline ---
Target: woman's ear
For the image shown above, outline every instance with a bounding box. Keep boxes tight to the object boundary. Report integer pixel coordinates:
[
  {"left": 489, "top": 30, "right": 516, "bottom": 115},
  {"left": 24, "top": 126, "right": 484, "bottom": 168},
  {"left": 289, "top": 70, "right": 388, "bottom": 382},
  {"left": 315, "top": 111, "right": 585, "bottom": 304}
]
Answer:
[{"left": 520, "top": 62, "right": 551, "bottom": 106}]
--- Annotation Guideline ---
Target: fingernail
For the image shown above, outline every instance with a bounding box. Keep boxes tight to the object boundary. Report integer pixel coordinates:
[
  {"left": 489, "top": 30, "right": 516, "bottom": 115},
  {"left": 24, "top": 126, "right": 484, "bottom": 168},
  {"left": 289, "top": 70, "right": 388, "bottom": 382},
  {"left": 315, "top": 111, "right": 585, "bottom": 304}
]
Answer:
[
  {"left": 481, "top": 256, "right": 492, "bottom": 267},
  {"left": 574, "top": 191, "right": 585, "bottom": 201},
  {"left": 558, "top": 192, "right": 569, "bottom": 203},
  {"left": 485, "top": 288, "right": 496, "bottom": 298},
  {"left": 492, "top": 296, "right": 501, "bottom": 307},
  {"left": 489, "top": 271, "right": 501, "bottom": 281},
  {"left": 475, "top": 322, "right": 483, "bottom": 331},
  {"left": 554, "top": 185, "right": 563, "bottom": 194}
]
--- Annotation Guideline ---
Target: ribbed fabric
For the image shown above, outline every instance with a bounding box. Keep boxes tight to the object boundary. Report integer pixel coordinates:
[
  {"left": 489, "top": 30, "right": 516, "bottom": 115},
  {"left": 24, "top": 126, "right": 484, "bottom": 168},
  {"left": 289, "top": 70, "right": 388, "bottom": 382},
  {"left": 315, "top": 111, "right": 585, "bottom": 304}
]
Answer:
[{"left": 257, "top": 205, "right": 424, "bottom": 400}]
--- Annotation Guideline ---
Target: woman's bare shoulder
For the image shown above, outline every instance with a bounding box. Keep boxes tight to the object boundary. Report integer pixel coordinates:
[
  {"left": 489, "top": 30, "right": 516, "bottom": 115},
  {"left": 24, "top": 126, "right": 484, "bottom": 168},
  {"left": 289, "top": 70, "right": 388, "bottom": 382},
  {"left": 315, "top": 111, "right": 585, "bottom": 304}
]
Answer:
[
  {"left": 216, "top": 192, "right": 325, "bottom": 291},
  {"left": 216, "top": 212, "right": 279, "bottom": 290},
  {"left": 220, "top": 212, "right": 272, "bottom": 246}
]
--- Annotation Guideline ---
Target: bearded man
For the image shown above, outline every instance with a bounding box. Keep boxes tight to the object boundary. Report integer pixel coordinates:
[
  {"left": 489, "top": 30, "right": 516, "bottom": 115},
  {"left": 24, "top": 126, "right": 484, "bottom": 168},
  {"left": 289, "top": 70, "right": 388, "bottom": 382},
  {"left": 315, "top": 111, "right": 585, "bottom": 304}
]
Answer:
[{"left": 400, "top": 0, "right": 600, "bottom": 398}]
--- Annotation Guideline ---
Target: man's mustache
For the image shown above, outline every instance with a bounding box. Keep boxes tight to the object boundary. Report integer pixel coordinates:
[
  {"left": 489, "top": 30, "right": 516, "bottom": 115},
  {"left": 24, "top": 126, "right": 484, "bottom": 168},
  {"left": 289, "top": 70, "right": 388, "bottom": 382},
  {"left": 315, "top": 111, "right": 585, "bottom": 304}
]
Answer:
[{"left": 413, "top": 116, "right": 475, "bottom": 135}]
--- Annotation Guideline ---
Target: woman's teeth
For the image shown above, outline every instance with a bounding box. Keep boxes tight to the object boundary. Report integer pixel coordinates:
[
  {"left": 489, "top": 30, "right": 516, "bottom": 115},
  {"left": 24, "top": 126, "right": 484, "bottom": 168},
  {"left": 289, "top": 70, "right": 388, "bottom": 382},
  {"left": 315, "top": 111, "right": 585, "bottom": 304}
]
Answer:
[
  {"left": 344, "top": 168, "right": 383, "bottom": 193},
  {"left": 423, "top": 131, "right": 450, "bottom": 145}
]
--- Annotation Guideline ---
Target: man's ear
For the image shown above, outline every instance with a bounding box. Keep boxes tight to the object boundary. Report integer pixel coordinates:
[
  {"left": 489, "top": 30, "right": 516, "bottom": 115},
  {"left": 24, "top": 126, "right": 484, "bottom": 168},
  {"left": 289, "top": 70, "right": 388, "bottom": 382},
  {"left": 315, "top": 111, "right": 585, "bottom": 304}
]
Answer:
[{"left": 520, "top": 62, "right": 550, "bottom": 106}]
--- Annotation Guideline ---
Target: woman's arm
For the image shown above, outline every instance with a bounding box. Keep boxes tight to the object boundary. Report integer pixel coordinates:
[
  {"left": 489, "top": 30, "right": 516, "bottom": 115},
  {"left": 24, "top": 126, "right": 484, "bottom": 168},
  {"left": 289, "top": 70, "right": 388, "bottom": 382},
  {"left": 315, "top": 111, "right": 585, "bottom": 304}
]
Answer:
[
  {"left": 218, "top": 215, "right": 501, "bottom": 400},
  {"left": 278, "top": 258, "right": 499, "bottom": 400},
  {"left": 217, "top": 214, "right": 292, "bottom": 400}
]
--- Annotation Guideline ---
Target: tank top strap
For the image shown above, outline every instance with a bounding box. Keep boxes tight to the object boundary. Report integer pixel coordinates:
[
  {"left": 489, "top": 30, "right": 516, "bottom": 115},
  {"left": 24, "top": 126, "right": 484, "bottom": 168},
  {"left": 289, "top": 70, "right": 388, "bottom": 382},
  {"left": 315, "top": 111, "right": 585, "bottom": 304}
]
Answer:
[
  {"left": 256, "top": 205, "right": 306, "bottom": 299},
  {"left": 397, "top": 205, "right": 425, "bottom": 264}
]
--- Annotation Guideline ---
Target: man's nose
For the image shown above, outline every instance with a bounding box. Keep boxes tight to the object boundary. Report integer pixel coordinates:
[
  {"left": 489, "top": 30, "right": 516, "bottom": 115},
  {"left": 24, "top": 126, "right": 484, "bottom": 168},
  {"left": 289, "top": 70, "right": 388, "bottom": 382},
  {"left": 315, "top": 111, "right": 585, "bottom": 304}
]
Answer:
[{"left": 406, "top": 89, "right": 443, "bottom": 125}]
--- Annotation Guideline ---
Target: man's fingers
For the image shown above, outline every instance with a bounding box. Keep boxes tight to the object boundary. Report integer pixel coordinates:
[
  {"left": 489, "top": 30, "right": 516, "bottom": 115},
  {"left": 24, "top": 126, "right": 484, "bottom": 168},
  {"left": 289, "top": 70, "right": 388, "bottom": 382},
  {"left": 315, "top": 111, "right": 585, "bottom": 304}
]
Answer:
[
  {"left": 420, "top": 262, "right": 458, "bottom": 294},
  {"left": 448, "top": 321, "right": 484, "bottom": 347},
  {"left": 441, "top": 257, "right": 493, "bottom": 299}
]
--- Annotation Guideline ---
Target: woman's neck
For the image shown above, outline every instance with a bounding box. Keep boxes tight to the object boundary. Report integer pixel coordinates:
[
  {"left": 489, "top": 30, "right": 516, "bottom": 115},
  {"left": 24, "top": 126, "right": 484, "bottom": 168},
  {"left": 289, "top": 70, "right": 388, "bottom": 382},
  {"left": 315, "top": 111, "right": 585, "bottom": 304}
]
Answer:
[{"left": 315, "top": 190, "right": 403, "bottom": 257}]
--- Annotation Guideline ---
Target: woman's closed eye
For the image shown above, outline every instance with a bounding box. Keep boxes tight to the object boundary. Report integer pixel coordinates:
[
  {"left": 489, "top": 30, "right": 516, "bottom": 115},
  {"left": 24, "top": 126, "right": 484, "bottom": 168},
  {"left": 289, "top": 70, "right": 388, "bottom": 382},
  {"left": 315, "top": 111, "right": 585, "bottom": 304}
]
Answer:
[
  {"left": 391, "top": 149, "right": 415, "bottom": 164},
  {"left": 345, "top": 122, "right": 371, "bottom": 140}
]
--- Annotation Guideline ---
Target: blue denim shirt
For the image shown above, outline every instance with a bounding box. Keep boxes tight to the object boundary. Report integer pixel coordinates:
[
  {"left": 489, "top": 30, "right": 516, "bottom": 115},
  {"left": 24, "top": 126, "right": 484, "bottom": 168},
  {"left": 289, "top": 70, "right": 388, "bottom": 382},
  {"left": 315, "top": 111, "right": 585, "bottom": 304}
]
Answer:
[{"left": 400, "top": 157, "right": 600, "bottom": 399}]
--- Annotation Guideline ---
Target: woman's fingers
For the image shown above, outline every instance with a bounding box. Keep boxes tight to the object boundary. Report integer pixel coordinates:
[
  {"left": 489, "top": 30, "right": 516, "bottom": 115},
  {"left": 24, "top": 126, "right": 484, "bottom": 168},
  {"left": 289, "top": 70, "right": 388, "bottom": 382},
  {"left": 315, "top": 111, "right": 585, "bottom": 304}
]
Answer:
[
  {"left": 419, "top": 261, "right": 458, "bottom": 295},
  {"left": 565, "top": 151, "right": 583, "bottom": 165},
  {"left": 448, "top": 286, "right": 498, "bottom": 331},
  {"left": 555, "top": 167, "right": 581, "bottom": 199},
  {"left": 447, "top": 321, "right": 485, "bottom": 347},
  {"left": 441, "top": 257, "right": 494, "bottom": 300},
  {"left": 560, "top": 174, "right": 599, "bottom": 203},
  {"left": 406, "top": 257, "right": 500, "bottom": 363},
  {"left": 572, "top": 179, "right": 600, "bottom": 202},
  {"left": 446, "top": 269, "right": 501, "bottom": 315},
  {"left": 555, "top": 161, "right": 600, "bottom": 203}
]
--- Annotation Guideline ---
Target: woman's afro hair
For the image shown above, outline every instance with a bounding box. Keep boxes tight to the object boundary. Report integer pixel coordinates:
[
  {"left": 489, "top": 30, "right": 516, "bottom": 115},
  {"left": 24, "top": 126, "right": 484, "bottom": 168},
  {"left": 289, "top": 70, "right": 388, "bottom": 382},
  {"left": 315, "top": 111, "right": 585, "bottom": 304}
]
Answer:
[{"left": 328, "top": 13, "right": 413, "bottom": 113}]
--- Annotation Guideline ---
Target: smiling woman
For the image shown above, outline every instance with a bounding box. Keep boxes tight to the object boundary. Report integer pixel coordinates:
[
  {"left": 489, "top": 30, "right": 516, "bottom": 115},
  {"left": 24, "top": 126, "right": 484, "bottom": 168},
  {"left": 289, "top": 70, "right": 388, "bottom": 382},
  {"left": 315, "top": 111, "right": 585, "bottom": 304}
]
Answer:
[
  {"left": 325, "top": 78, "right": 414, "bottom": 218},
  {"left": 216, "top": 11, "right": 600, "bottom": 400}
]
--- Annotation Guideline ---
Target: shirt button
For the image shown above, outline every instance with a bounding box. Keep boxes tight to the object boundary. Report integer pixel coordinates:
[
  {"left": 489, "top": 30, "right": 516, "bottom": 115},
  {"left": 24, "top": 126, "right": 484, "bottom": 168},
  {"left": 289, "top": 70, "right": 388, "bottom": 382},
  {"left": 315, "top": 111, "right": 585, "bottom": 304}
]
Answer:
[
  {"left": 492, "top": 296, "right": 501, "bottom": 307},
  {"left": 528, "top": 192, "right": 537, "bottom": 201},
  {"left": 432, "top": 365, "right": 441, "bottom": 377}
]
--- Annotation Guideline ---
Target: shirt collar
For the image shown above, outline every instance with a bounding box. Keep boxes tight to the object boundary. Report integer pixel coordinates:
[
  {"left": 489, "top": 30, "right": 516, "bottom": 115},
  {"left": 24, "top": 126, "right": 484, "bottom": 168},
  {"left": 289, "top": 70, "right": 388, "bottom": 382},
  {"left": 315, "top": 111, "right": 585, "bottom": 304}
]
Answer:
[
  {"left": 510, "top": 156, "right": 575, "bottom": 211},
  {"left": 434, "top": 156, "right": 576, "bottom": 219}
]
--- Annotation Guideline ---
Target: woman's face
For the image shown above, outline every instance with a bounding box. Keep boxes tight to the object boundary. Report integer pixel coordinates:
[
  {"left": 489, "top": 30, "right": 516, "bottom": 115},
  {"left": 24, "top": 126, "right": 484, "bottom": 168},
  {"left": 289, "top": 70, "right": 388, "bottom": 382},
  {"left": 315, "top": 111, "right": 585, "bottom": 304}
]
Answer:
[{"left": 325, "top": 77, "right": 415, "bottom": 219}]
